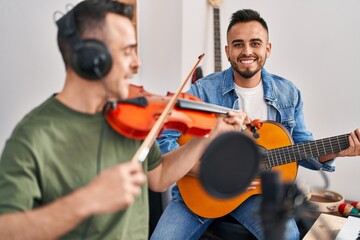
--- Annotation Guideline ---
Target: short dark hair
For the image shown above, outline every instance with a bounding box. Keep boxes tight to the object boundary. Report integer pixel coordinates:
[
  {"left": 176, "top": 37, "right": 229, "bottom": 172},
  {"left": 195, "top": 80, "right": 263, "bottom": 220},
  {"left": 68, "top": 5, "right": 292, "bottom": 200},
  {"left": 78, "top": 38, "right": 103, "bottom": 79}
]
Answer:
[
  {"left": 227, "top": 9, "right": 268, "bottom": 34},
  {"left": 57, "top": 0, "right": 133, "bottom": 67}
]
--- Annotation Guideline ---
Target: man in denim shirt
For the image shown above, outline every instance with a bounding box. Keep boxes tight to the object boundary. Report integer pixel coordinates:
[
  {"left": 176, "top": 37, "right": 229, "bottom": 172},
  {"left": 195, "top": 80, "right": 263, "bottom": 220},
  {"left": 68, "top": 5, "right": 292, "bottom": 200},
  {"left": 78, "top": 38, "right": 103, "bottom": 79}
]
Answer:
[{"left": 151, "top": 9, "right": 360, "bottom": 240}]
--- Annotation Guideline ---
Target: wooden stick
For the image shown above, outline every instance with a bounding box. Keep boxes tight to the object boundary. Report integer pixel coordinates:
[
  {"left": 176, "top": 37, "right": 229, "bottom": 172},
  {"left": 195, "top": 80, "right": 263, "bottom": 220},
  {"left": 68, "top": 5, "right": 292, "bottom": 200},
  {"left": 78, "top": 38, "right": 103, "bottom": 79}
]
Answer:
[{"left": 131, "top": 53, "right": 205, "bottom": 162}]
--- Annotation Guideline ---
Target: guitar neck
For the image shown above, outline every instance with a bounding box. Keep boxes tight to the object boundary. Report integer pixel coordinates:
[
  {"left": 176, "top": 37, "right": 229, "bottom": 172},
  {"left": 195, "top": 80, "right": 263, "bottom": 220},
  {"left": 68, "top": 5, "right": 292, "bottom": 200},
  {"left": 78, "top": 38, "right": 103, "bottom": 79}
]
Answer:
[
  {"left": 213, "top": 7, "right": 222, "bottom": 72},
  {"left": 265, "top": 134, "right": 350, "bottom": 168}
]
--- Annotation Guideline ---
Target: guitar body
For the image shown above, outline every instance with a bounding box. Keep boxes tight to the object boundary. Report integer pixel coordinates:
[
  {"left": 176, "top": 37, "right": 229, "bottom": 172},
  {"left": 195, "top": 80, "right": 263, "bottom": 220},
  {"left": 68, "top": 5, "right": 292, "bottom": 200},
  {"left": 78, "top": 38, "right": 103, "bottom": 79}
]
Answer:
[{"left": 177, "top": 121, "right": 298, "bottom": 218}]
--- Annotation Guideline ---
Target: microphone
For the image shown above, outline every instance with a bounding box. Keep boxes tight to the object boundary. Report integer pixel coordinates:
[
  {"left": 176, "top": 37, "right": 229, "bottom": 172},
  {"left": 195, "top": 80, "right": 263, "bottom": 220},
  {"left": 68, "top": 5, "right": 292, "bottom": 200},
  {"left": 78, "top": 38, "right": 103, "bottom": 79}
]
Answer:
[
  {"left": 199, "top": 132, "right": 260, "bottom": 199},
  {"left": 338, "top": 203, "right": 360, "bottom": 217},
  {"left": 261, "top": 171, "right": 286, "bottom": 240}
]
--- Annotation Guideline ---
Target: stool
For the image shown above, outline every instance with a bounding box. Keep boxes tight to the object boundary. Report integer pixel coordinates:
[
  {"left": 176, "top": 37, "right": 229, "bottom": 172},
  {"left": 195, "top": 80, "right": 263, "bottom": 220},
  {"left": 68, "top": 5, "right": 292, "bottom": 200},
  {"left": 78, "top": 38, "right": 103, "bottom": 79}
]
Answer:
[{"left": 200, "top": 215, "right": 257, "bottom": 240}]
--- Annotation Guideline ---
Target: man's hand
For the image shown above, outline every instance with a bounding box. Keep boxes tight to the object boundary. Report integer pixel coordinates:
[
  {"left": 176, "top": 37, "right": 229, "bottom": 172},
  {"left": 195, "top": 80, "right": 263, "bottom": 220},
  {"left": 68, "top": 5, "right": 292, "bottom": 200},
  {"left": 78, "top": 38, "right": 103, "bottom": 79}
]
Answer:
[
  {"left": 246, "top": 179, "right": 261, "bottom": 191},
  {"left": 82, "top": 161, "right": 146, "bottom": 215},
  {"left": 338, "top": 128, "right": 360, "bottom": 157},
  {"left": 210, "top": 110, "right": 251, "bottom": 137}
]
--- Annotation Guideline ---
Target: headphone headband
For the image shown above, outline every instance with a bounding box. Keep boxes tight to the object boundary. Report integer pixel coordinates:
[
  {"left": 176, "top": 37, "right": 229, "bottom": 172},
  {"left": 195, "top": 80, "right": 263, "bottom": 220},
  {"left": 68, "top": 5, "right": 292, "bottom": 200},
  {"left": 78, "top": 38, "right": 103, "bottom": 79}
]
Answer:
[{"left": 56, "top": 8, "right": 112, "bottom": 80}]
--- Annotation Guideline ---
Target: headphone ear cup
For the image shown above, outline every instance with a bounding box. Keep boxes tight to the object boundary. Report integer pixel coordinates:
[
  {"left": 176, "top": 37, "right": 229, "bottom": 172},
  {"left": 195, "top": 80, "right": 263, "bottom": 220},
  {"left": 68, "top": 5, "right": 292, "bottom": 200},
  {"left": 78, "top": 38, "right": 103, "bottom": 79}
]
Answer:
[{"left": 71, "top": 39, "right": 112, "bottom": 80}]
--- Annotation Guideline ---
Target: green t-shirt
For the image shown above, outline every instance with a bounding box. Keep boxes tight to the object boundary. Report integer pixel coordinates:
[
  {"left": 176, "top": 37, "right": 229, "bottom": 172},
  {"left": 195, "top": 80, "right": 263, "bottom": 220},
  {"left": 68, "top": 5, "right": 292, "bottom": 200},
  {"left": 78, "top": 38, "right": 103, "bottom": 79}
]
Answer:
[{"left": 0, "top": 96, "right": 162, "bottom": 239}]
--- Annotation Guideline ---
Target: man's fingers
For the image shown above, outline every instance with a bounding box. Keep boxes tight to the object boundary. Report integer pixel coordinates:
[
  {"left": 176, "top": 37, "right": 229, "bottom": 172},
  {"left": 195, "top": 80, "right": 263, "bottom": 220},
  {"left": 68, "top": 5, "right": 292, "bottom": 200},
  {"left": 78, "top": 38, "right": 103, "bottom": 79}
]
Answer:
[{"left": 131, "top": 170, "right": 147, "bottom": 186}]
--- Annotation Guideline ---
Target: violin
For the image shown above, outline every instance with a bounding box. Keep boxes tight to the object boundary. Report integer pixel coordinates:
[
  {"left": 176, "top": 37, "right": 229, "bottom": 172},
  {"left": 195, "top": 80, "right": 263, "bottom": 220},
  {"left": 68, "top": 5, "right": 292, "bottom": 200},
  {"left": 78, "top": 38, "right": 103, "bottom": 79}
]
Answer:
[
  {"left": 122, "top": 54, "right": 206, "bottom": 162},
  {"left": 105, "top": 84, "right": 262, "bottom": 140},
  {"left": 105, "top": 53, "right": 259, "bottom": 163}
]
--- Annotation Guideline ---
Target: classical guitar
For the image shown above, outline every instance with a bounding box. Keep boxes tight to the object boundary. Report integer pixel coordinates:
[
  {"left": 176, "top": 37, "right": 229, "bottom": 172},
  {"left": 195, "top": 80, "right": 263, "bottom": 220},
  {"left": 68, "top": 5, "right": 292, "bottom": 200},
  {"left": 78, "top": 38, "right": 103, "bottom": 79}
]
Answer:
[
  {"left": 192, "top": 0, "right": 223, "bottom": 83},
  {"left": 177, "top": 120, "right": 351, "bottom": 218}
]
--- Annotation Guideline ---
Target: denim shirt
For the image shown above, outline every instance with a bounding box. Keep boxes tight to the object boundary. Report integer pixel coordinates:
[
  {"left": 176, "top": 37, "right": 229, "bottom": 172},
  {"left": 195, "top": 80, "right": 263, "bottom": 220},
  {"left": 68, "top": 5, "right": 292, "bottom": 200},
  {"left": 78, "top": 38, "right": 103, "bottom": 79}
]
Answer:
[{"left": 157, "top": 67, "right": 335, "bottom": 171}]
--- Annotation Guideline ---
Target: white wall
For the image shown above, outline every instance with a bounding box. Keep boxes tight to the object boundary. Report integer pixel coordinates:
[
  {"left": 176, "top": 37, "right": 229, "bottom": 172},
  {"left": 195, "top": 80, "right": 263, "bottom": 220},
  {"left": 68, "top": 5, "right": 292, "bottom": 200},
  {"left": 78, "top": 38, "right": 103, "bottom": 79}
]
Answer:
[
  {"left": 0, "top": 1, "right": 67, "bottom": 152},
  {"left": 1, "top": 0, "right": 360, "bottom": 201}
]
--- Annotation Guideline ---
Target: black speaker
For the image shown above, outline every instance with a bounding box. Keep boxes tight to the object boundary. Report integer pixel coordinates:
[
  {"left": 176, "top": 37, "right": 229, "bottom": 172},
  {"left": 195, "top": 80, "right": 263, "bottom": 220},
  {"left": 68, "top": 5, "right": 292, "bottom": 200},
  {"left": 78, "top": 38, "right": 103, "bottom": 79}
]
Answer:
[{"left": 56, "top": 9, "right": 112, "bottom": 80}]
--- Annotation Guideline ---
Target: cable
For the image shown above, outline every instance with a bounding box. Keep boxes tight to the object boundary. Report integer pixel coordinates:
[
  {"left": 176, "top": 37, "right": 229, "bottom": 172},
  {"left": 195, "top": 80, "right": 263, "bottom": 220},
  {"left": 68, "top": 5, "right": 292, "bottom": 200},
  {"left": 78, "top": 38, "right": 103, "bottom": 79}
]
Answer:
[
  {"left": 80, "top": 62, "right": 108, "bottom": 240},
  {"left": 80, "top": 117, "right": 107, "bottom": 240},
  {"left": 314, "top": 169, "right": 330, "bottom": 190}
]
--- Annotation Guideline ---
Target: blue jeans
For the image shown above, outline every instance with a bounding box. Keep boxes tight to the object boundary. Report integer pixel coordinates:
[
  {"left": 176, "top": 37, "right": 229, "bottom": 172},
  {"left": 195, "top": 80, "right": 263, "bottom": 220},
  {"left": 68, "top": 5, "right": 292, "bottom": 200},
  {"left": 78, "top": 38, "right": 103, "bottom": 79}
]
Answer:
[{"left": 150, "top": 186, "right": 300, "bottom": 240}]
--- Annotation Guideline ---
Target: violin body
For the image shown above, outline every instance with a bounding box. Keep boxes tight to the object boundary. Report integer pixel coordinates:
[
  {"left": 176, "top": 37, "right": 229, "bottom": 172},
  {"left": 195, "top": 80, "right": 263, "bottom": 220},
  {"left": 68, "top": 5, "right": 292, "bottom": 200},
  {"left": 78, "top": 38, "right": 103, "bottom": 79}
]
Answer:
[{"left": 106, "top": 85, "right": 218, "bottom": 140}]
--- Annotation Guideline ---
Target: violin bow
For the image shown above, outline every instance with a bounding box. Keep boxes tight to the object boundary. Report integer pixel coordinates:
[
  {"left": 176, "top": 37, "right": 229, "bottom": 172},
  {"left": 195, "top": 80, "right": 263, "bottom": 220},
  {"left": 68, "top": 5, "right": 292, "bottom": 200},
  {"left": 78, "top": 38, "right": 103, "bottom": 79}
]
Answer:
[{"left": 131, "top": 53, "right": 205, "bottom": 162}]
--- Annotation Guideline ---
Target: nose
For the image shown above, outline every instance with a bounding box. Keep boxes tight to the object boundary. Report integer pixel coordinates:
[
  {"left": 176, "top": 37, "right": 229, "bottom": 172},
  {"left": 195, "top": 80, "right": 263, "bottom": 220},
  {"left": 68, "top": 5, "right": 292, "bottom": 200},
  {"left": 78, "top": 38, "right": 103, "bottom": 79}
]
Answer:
[
  {"left": 132, "top": 51, "right": 141, "bottom": 72},
  {"left": 242, "top": 44, "right": 252, "bottom": 56}
]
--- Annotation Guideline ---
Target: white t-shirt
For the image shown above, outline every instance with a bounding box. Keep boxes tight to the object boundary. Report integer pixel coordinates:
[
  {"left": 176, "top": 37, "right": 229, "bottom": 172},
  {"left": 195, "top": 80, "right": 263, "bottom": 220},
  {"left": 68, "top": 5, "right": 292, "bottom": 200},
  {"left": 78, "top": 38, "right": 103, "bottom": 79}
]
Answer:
[{"left": 234, "top": 80, "right": 268, "bottom": 120}]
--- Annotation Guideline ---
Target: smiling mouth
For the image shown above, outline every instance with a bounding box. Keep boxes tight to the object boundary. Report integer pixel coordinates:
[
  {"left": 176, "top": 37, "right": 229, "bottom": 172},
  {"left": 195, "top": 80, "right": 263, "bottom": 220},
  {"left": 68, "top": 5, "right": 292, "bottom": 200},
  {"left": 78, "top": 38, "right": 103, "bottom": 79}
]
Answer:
[{"left": 239, "top": 59, "right": 256, "bottom": 65}]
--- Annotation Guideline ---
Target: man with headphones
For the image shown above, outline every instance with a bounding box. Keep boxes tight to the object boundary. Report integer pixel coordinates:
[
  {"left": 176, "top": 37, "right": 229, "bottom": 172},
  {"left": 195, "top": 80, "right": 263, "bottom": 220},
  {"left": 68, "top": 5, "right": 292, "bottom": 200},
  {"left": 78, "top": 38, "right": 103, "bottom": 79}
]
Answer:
[{"left": 0, "top": 0, "right": 251, "bottom": 239}]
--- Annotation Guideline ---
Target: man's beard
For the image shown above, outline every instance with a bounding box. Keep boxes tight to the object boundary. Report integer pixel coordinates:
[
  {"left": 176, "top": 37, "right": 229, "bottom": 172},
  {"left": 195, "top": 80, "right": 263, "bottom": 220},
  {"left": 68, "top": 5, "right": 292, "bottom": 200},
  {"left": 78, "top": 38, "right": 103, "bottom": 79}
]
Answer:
[
  {"left": 229, "top": 56, "right": 266, "bottom": 79},
  {"left": 232, "top": 65, "right": 261, "bottom": 79}
]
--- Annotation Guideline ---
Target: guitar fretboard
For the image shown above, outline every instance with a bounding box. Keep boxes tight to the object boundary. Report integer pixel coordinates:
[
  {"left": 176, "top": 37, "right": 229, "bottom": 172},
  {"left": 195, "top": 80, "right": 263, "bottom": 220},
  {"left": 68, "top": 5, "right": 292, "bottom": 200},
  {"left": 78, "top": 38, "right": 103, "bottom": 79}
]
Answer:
[
  {"left": 264, "top": 134, "right": 350, "bottom": 169},
  {"left": 213, "top": 8, "right": 222, "bottom": 72}
]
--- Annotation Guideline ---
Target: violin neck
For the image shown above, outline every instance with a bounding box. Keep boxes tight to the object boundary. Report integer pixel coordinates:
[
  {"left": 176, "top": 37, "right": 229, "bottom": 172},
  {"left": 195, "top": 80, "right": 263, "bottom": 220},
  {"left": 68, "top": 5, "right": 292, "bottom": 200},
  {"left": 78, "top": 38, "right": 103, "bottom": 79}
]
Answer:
[{"left": 177, "top": 99, "right": 231, "bottom": 115}]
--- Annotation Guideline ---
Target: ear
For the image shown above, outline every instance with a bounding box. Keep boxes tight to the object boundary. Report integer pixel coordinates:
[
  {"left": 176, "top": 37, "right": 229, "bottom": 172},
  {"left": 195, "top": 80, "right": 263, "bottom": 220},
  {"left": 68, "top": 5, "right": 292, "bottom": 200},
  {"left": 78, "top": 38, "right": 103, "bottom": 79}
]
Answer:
[
  {"left": 265, "top": 42, "right": 272, "bottom": 58},
  {"left": 225, "top": 45, "right": 230, "bottom": 61}
]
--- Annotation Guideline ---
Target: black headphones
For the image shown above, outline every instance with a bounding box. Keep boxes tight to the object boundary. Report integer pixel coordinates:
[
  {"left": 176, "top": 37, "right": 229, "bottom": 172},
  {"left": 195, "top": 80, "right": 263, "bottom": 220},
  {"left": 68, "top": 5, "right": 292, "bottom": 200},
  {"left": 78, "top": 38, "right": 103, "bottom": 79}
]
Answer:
[{"left": 56, "top": 9, "right": 112, "bottom": 80}]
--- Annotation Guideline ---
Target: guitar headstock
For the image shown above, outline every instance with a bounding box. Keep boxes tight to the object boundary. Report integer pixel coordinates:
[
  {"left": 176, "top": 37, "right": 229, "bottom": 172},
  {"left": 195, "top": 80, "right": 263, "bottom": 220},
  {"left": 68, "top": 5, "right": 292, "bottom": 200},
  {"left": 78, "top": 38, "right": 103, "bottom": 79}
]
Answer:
[{"left": 208, "top": 0, "right": 222, "bottom": 8}]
